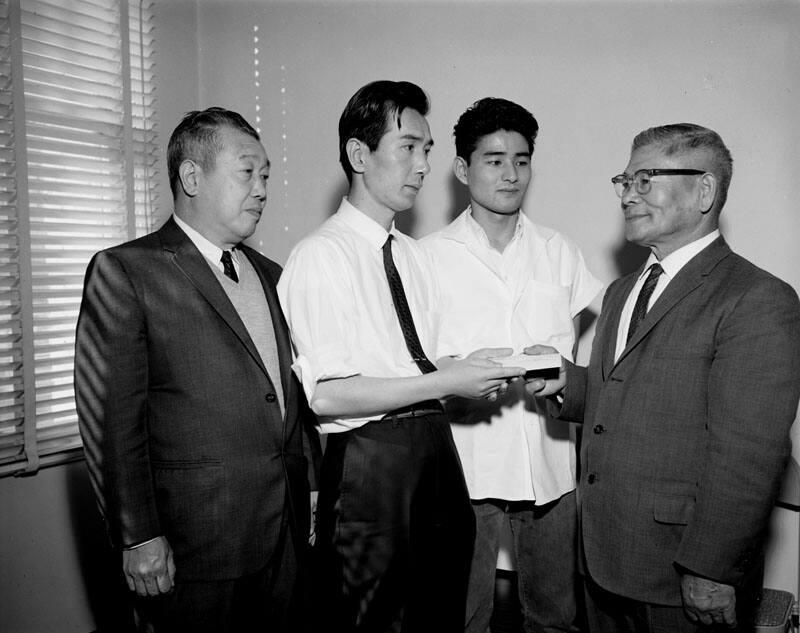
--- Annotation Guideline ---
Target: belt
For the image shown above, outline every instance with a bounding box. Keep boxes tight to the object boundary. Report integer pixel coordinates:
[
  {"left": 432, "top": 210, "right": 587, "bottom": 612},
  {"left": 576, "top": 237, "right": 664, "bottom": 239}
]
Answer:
[{"left": 380, "top": 399, "right": 444, "bottom": 420}]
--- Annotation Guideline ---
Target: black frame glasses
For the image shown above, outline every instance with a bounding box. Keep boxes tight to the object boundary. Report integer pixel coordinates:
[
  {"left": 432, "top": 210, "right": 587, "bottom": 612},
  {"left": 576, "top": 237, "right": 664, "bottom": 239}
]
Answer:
[{"left": 611, "top": 169, "right": 705, "bottom": 197}]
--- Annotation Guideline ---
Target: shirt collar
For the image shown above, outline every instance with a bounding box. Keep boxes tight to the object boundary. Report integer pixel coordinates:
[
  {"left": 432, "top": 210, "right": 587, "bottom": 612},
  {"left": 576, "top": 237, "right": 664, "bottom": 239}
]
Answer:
[
  {"left": 336, "top": 197, "right": 396, "bottom": 249},
  {"left": 465, "top": 206, "right": 524, "bottom": 247},
  {"left": 642, "top": 229, "right": 721, "bottom": 280},
  {"left": 173, "top": 213, "right": 237, "bottom": 267},
  {"left": 442, "top": 206, "right": 534, "bottom": 247}
]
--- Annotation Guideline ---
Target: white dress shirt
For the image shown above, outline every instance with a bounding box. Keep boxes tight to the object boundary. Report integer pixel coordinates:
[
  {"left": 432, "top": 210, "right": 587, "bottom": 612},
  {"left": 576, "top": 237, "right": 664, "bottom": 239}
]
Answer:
[
  {"left": 173, "top": 213, "right": 241, "bottom": 277},
  {"left": 422, "top": 209, "right": 603, "bottom": 503},
  {"left": 614, "top": 230, "right": 720, "bottom": 361},
  {"left": 277, "top": 198, "right": 441, "bottom": 434}
]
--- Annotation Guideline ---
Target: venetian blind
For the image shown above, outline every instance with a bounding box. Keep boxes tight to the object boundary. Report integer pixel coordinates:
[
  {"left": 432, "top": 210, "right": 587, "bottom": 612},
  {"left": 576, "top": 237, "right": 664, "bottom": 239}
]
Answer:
[{"left": 0, "top": 0, "right": 159, "bottom": 477}]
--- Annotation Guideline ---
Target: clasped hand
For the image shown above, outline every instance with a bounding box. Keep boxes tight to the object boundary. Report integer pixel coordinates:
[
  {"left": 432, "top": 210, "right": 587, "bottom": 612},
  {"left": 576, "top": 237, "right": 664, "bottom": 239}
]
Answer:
[
  {"left": 681, "top": 573, "right": 737, "bottom": 628},
  {"left": 123, "top": 535, "right": 176, "bottom": 597}
]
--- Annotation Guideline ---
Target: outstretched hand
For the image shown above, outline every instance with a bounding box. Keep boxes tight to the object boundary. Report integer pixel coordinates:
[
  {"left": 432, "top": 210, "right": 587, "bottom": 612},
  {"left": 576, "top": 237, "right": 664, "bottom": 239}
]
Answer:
[
  {"left": 438, "top": 347, "right": 525, "bottom": 401},
  {"left": 522, "top": 345, "right": 566, "bottom": 397}
]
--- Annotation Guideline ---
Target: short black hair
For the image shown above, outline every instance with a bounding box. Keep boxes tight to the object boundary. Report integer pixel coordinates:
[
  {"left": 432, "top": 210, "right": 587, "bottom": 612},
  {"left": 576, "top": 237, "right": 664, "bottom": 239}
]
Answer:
[
  {"left": 338, "top": 80, "right": 430, "bottom": 183},
  {"left": 632, "top": 123, "right": 733, "bottom": 214},
  {"left": 454, "top": 98, "right": 539, "bottom": 163},
  {"left": 167, "top": 107, "right": 260, "bottom": 199}
]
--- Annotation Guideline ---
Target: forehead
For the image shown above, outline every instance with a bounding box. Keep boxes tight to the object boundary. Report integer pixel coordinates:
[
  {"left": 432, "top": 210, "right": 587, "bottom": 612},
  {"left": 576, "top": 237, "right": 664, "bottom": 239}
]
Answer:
[
  {"left": 381, "top": 108, "right": 432, "bottom": 144},
  {"left": 473, "top": 130, "right": 530, "bottom": 156},
  {"left": 217, "top": 126, "right": 269, "bottom": 166},
  {"left": 626, "top": 143, "right": 678, "bottom": 172}
]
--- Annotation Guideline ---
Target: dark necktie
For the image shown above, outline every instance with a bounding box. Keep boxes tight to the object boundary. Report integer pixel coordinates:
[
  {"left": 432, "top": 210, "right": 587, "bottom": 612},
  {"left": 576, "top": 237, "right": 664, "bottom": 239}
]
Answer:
[
  {"left": 382, "top": 236, "right": 437, "bottom": 374},
  {"left": 220, "top": 250, "right": 239, "bottom": 283},
  {"left": 626, "top": 263, "right": 663, "bottom": 343}
]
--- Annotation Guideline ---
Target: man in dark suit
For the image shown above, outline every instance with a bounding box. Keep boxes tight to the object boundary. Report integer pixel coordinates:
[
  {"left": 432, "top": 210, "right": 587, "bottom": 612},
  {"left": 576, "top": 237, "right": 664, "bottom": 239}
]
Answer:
[
  {"left": 530, "top": 123, "right": 800, "bottom": 632},
  {"left": 75, "top": 107, "right": 318, "bottom": 632}
]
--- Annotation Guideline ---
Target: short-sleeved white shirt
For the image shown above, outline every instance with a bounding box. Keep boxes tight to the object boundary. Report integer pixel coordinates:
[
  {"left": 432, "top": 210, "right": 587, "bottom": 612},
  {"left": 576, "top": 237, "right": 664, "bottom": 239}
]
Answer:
[{"left": 422, "top": 209, "right": 603, "bottom": 503}]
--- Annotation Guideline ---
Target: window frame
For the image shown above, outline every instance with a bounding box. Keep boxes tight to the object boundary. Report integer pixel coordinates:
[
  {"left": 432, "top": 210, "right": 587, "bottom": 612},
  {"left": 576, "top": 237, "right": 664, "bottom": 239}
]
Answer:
[{"left": 0, "top": 0, "right": 159, "bottom": 477}]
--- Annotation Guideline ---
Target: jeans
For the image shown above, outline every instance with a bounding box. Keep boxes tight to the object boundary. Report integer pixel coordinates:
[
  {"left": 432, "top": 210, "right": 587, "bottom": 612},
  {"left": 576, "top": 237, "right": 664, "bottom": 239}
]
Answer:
[{"left": 465, "top": 491, "right": 580, "bottom": 633}]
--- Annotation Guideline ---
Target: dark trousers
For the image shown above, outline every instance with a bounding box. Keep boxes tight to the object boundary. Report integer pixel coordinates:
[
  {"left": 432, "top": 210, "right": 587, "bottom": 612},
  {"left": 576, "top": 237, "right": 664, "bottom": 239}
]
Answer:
[
  {"left": 134, "top": 528, "right": 305, "bottom": 633},
  {"left": 314, "top": 411, "right": 476, "bottom": 633}
]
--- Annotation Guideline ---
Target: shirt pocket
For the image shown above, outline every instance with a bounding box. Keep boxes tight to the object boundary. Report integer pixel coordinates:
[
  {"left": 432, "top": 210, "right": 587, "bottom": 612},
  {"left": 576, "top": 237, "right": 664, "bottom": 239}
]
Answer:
[
  {"left": 515, "top": 281, "right": 574, "bottom": 352},
  {"left": 653, "top": 493, "right": 695, "bottom": 525}
]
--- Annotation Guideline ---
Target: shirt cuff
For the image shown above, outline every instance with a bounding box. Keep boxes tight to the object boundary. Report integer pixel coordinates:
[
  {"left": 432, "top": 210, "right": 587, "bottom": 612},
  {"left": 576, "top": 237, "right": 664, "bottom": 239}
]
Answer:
[{"left": 124, "top": 535, "right": 161, "bottom": 550}]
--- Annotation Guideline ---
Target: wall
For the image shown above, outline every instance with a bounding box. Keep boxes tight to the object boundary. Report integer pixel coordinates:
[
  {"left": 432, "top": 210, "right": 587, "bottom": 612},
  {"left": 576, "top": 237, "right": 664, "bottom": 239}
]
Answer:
[
  {"left": 0, "top": 2, "right": 199, "bottom": 631},
  {"left": 196, "top": 0, "right": 800, "bottom": 291}
]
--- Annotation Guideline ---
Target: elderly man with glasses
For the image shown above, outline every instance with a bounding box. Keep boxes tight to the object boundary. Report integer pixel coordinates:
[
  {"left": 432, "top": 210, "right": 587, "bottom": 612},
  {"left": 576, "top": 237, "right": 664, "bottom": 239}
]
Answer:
[{"left": 530, "top": 123, "right": 800, "bottom": 633}]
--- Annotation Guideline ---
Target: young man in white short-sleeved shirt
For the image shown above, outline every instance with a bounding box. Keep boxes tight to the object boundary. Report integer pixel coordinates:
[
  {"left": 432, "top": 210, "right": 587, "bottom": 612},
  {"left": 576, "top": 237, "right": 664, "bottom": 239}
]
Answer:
[{"left": 423, "top": 98, "right": 602, "bottom": 633}]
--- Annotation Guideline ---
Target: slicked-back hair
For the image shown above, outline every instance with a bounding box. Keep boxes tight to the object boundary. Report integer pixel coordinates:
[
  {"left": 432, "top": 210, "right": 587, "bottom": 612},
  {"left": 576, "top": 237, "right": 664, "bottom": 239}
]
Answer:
[
  {"left": 338, "top": 80, "right": 430, "bottom": 184},
  {"left": 168, "top": 107, "right": 260, "bottom": 199},
  {"left": 632, "top": 123, "right": 733, "bottom": 214},
  {"left": 454, "top": 98, "right": 539, "bottom": 164}
]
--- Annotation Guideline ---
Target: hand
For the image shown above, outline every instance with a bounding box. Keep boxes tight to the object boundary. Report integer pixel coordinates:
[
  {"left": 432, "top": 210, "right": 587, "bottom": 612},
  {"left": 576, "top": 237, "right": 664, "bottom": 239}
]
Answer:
[
  {"left": 680, "top": 573, "right": 737, "bottom": 628},
  {"left": 522, "top": 345, "right": 566, "bottom": 397},
  {"left": 439, "top": 347, "right": 524, "bottom": 401},
  {"left": 122, "top": 535, "right": 176, "bottom": 597}
]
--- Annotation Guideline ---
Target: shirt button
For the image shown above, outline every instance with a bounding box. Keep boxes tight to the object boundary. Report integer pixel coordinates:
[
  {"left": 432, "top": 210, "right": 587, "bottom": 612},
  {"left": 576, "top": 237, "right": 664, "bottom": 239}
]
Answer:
[
  {"left": 593, "top": 424, "right": 605, "bottom": 434},
  {"left": 587, "top": 473, "right": 597, "bottom": 484},
  {"left": 265, "top": 393, "right": 276, "bottom": 403}
]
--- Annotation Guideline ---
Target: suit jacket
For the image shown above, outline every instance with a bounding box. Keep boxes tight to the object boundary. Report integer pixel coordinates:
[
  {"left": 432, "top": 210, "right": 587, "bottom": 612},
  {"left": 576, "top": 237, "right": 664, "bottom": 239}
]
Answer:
[
  {"left": 560, "top": 237, "right": 800, "bottom": 606},
  {"left": 75, "top": 216, "right": 319, "bottom": 582}
]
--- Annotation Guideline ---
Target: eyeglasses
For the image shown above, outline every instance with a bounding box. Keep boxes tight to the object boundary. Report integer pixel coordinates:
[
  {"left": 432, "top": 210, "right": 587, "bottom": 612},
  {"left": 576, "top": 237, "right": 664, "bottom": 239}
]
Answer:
[{"left": 611, "top": 169, "right": 705, "bottom": 197}]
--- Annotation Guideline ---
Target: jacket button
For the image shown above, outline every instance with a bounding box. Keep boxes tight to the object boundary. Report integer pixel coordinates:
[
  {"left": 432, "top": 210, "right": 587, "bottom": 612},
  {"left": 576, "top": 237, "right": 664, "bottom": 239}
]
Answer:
[
  {"left": 587, "top": 473, "right": 597, "bottom": 484},
  {"left": 265, "top": 393, "right": 276, "bottom": 403},
  {"left": 593, "top": 424, "right": 605, "bottom": 434}
]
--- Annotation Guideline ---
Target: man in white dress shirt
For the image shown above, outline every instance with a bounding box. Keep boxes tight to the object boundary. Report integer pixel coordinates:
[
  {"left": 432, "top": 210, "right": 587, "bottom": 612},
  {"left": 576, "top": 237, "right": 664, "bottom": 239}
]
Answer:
[
  {"left": 278, "top": 81, "right": 524, "bottom": 632},
  {"left": 423, "top": 98, "right": 602, "bottom": 633}
]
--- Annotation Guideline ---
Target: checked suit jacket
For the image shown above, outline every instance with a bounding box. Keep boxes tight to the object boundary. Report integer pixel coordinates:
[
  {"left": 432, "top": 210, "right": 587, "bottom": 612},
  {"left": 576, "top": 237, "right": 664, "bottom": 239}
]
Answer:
[
  {"left": 75, "top": 216, "right": 319, "bottom": 582},
  {"left": 559, "top": 236, "right": 800, "bottom": 606}
]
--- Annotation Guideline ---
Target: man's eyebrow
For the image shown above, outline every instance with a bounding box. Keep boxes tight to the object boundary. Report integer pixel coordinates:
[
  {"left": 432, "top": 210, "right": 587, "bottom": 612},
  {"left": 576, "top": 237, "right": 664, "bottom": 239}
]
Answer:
[
  {"left": 238, "top": 152, "right": 270, "bottom": 168},
  {"left": 480, "top": 150, "right": 531, "bottom": 157},
  {"left": 399, "top": 133, "right": 434, "bottom": 146}
]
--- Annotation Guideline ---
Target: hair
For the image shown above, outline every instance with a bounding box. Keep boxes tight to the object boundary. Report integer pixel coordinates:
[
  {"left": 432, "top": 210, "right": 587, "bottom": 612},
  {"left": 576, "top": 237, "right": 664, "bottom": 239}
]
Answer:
[
  {"left": 632, "top": 123, "right": 733, "bottom": 213},
  {"left": 453, "top": 98, "right": 539, "bottom": 163},
  {"left": 167, "top": 107, "right": 260, "bottom": 199},
  {"left": 338, "top": 80, "right": 430, "bottom": 183}
]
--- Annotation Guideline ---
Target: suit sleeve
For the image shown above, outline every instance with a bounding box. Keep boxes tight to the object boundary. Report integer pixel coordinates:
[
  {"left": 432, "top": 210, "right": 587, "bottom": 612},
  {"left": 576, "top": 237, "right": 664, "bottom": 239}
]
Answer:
[
  {"left": 75, "top": 250, "right": 160, "bottom": 548},
  {"left": 674, "top": 276, "right": 800, "bottom": 584},
  {"left": 555, "top": 360, "right": 588, "bottom": 423}
]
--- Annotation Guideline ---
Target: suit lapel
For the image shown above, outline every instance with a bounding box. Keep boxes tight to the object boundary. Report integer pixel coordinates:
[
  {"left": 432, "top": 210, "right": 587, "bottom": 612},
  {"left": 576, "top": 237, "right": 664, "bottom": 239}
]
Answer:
[
  {"left": 612, "top": 237, "right": 731, "bottom": 369},
  {"left": 600, "top": 275, "right": 636, "bottom": 380},
  {"left": 157, "top": 218, "right": 269, "bottom": 378}
]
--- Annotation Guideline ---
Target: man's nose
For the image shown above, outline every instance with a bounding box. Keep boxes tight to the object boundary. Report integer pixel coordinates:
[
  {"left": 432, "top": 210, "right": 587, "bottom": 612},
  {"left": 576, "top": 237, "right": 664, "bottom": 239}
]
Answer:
[
  {"left": 502, "top": 164, "right": 518, "bottom": 183},
  {"left": 253, "top": 177, "right": 267, "bottom": 200},
  {"left": 415, "top": 152, "right": 431, "bottom": 176}
]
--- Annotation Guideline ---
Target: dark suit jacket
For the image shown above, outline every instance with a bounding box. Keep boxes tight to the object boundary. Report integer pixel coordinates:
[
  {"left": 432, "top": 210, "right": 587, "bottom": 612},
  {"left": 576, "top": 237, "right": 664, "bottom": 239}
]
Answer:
[
  {"left": 560, "top": 237, "right": 800, "bottom": 606},
  {"left": 75, "top": 216, "right": 319, "bottom": 582}
]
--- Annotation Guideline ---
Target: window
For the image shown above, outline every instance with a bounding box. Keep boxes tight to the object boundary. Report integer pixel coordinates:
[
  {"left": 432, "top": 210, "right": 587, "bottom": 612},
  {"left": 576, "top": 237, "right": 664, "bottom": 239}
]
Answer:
[{"left": 0, "top": 0, "right": 159, "bottom": 477}]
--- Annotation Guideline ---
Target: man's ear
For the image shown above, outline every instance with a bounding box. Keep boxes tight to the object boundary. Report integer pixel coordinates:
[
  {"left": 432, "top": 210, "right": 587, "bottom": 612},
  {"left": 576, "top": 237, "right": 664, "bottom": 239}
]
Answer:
[
  {"left": 698, "top": 172, "right": 717, "bottom": 214},
  {"left": 178, "top": 160, "right": 200, "bottom": 197},
  {"left": 345, "top": 138, "right": 367, "bottom": 176},
  {"left": 453, "top": 156, "right": 469, "bottom": 186}
]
